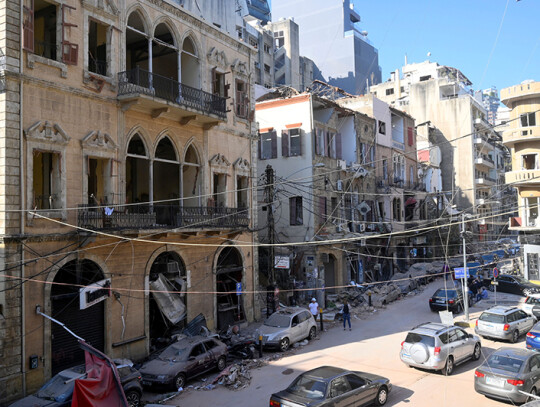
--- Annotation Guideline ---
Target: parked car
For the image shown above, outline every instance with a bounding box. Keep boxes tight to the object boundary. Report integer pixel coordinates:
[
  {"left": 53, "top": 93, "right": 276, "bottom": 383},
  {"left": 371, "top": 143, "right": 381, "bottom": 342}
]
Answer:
[
  {"left": 400, "top": 322, "right": 481, "bottom": 376},
  {"left": 428, "top": 287, "right": 464, "bottom": 313},
  {"left": 9, "top": 362, "right": 143, "bottom": 407},
  {"left": 258, "top": 307, "right": 317, "bottom": 352},
  {"left": 269, "top": 366, "right": 391, "bottom": 407},
  {"left": 493, "top": 274, "right": 540, "bottom": 296},
  {"left": 522, "top": 294, "right": 540, "bottom": 317},
  {"left": 474, "top": 347, "right": 540, "bottom": 404},
  {"left": 139, "top": 335, "right": 227, "bottom": 390},
  {"left": 527, "top": 322, "right": 540, "bottom": 352},
  {"left": 475, "top": 306, "right": 536, "bottom": 343}
]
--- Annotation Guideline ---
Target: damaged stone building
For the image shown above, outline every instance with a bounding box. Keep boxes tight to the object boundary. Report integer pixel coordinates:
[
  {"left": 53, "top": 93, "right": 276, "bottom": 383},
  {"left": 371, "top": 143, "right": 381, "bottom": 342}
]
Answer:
[{"left": 0, "top": 0, "right": 259, "bottom": 402}]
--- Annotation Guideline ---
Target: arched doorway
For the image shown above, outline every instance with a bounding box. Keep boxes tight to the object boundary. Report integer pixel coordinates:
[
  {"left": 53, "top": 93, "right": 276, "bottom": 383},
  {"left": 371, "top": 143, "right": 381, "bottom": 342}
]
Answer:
[
  {"left": 153, "top": 136, "right": 180, "bottom": 224},
  {"left": 126, "top": 133, "right": 150, "bottom": 208},
  {"left": 149, "top": 251, "right": 186, "bottom": 348},
  {"left": 51, "top": 260, "right": 105, "bottom": 375},
  {"left": 216, "top": 246, "right": 245, "bottom": 331}
]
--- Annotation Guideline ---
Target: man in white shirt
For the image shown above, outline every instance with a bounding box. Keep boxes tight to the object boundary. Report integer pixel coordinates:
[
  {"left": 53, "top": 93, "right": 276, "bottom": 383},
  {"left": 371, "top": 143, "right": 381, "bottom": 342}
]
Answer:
[{"left": 309, "top": 298, "right": 319, "bottom": 320}]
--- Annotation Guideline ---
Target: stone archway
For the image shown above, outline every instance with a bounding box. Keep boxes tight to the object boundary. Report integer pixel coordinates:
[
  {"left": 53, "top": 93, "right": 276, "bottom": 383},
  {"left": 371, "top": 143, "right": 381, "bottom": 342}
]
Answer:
[
  {"left": 215, "top": 246, "right": 245, "bottom": 331},
  {"left": 148, "top": 251, "right": 186, "bottom": 348},
  {"left": 50, "top": 259, "right": 105, "bottom": 375}
]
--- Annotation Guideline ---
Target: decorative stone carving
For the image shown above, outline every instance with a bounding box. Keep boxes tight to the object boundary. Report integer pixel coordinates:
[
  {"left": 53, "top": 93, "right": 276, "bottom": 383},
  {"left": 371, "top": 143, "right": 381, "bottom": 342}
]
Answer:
[
  {"left": 233, "top": 157, "right": 250, "bottom": 175},
  {"left": 207, "top": 47, "right": 228, "bottom": 70},
  {"left": 231, "top": 59, "right": 249, "bottom": 77},
  {"left": 81, "top": 130, "right": 118, "bottom": 151},
  {"left": 81, "top": 0, "right": 119, "bottom": 17},
  {"left": 209, "top": 153, "right": 230, "bottom": 173},
  {"left": 25, "top": 121, "right": 71, "bottom": 145}
]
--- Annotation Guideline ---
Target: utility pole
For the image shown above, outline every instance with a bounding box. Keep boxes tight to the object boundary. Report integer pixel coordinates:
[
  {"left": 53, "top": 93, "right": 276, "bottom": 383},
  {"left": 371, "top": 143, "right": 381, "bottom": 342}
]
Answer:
[
  {"left": 265, "top": 165, "right": 275, "bottom": 284},
  {"left": 462, "top": 213, "right": 469, "bottom": 321}
]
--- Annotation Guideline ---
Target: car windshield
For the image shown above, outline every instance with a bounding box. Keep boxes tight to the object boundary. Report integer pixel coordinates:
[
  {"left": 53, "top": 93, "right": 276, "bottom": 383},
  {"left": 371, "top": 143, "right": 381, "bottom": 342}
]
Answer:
[
  {"left": 287, "top": 375, "right": 327, "bottom": 400},
  {"left": 264, "top": 314, "right": 291, "bottom": 328},
  {"left": 479, "top": 313, "right": 505, "bottom": 323},
  {"left": 36, "top": 374, "right": 76, "bottom": 402},
  {"left": 404, "top": 333, "right": 435, "bottom": 347},
  {"left": 486, "top": 354, "right": 524, "bottom": 373},
  {"left": 526, "top": 297, "right": 540, "bottom": 305},
  {"left": 433, "top": 289, "right": 457, "bottom": 298},
  {"left": 159, "top": 344, "right": 189, "bottom": 360}
]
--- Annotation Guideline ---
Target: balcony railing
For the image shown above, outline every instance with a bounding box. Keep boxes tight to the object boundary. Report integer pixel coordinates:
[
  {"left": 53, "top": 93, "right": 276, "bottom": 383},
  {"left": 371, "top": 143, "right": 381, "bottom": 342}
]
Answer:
[
  {"left": 117, "top": 67, "right": 227, "bottom": 119},
  {"left": 77, "top": 204, "right": 249, "bottom": 230}
]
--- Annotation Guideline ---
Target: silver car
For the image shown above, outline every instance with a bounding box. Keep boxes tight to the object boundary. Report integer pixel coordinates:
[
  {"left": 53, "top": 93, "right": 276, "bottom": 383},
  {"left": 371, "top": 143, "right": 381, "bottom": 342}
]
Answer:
[
  {"left": 475, "top": 347, "right": 540, "bottom": 404},
  {"left": 258, "top": 307, "right": 317, "bottom": 351},
  {"left": 475, "top": 306, "right": 536, "bottom": 343},
  {"left": 400, "top": 322, "right": 481, "bottom": 375}
]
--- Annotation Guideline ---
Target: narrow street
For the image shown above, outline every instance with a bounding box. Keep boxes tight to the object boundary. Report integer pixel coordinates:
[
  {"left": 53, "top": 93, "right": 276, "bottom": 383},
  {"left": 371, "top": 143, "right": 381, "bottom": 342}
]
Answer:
[{"left": 171, "top": 280, "right": 525, "bottom": 407}]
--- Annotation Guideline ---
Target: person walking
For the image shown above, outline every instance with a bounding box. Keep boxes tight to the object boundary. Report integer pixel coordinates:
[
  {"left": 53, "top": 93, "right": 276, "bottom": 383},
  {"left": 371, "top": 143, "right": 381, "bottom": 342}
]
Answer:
[
  {"left": 342, "top": 299, "right": 351, "bottom": 331},
  {"left": 309, "top": 298, "right": 319, "bottom": 320}
]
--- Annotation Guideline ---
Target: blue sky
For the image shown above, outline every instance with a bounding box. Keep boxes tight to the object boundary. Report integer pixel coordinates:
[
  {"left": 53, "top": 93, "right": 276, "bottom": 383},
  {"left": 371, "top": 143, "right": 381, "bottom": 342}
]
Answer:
[{"left": 354, "top": 0, "right": 540, "bottom": 91}]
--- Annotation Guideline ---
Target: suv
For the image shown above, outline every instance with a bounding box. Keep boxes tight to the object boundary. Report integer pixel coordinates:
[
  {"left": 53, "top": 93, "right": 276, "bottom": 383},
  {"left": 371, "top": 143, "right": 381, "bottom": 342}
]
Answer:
[
  {"left": 475, "top": 306, "right": 536, "bottom": 343},
  {"left": 521, "top": 294, "right": 540, "bottom": 317},
  {"left": 400, "top": 322, "right": 481, "bottom": 376},
  {"left": 257, "top": 307, "right": 317, "bottom": 352}
]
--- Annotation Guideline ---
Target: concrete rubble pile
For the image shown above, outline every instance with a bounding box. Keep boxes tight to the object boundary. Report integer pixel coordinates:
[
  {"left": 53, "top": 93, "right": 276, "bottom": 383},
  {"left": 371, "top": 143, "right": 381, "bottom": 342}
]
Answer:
[{"left": 212, "top": 362, "right": 252, "bottom": 390}]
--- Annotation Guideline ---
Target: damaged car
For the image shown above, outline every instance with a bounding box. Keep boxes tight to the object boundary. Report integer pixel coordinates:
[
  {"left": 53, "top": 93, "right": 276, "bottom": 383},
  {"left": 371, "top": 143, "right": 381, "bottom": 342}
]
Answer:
[
  {"left": 139, "top": 335, "right": 228, "bottom": 390},
  {"left": 258, "top": 307, "right": 317, "bottom": 352}
]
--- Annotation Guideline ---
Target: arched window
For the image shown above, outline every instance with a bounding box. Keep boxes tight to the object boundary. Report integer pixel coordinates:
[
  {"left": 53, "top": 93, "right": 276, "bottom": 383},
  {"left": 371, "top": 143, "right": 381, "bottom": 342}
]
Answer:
[
  {"left": 126, "top": 134, "right": 150, "bottom": 204},
  {"left": 181, "top": 36, "right": 199, "bottom": 89},
  {"left": 183, "top": 145, "right": 201, "bottom": 206},
  {"left": 126, "top": 11, "right": 148, "bottom": 72},
  {"left": 153, "top": 137, "right": 179, "bottom": 208},
  {"left": 153, "top": 23, "right": 178, "bottom": 80}
]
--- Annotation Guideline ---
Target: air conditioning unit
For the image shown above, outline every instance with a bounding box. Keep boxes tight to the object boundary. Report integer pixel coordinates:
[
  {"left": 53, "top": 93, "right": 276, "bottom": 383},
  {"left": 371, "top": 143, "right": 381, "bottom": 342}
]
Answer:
[
  {"left": 360, "top": 238, "right": 366, "bottom": 246},
  {"left": 167, "top": 261, "right": 180, "bottom": 275},
  {"left": 336, "top": 180, "right": 343, "bottom": 191},
  {"left": 367, "top": 223, "right": 376, "bottom": 231},
  {"left": 358, "top": 223, "right": 366, "bottom": 232},
  {"left": 337, "top": 159, "right": 347, "bottom": 170}
]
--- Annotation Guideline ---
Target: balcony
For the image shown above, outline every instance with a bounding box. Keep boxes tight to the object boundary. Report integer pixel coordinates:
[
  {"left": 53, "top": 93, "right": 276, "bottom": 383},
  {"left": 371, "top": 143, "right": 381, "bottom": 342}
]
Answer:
[
  {"left": 505, "top": 170, "right": 540, "bottom": 185},
  {"left": 475, "top": 176, "right": 496, "bottom": 186},
  {"left": 474, "top": 155, "right": 494, "bottom": 169},
  {"left": 509, "top": 216, "right": 540, "bottom": 231},
  {"left": 77, "top": 204, "right": 249, "bottom": 231},
  {"left": 117, "top": 67, "right": 227, "bottom": 126},
  {"left": 502, "top": 126, "right": 540, "bottom": 146},
  {"left": 473, "top": 135, "right": 495, "bottom": 151}
]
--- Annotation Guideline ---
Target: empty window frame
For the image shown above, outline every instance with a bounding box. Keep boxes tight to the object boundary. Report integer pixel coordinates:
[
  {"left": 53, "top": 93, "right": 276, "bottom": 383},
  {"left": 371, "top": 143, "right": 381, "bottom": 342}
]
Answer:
[
  {"left": 88, "top": 19, "right": 108, "bottom": 75},
  {"left": 522, "top": 154, "right": 538, "bottom": 170},
  {"left": 212, "top": 69, "right": 229, "bottom": 98},
  {"left": 28, "top": 0, "right": 58, "bottom": 60},
  {"left": 382, "top": 159, "right": 388, "bottom": 180},
  {"left": 237, "top": 176, "right": 248, "bottom": 208},
  {"left": 260, "top": 131, "right": 277, "bottom": 160},
  {"left": 521, "top": 112, "right": 537, "bottom": 128},
  {"left": 378, "top": 121, "right": 386, "bottom": 135},
  {"left": 33, "top": 151, "right": 62, "bottom": 210},
  {"left": 213, "top": 173, "right": 227, "bottom": 207},
  {"left": 318, "top": 196, "right": 327, "bottom": 226},
  {"left": 282, "top": 128, "right": 302, "bottom": 157},
  {"left": 87, "top": 157, "right": 113, "bottom": 205},
  {"left": 235, "top": 79, "right": 249, "bottom": 118},
  {"left": 289, "top": 196, "right": 303, "bottom": 225}
]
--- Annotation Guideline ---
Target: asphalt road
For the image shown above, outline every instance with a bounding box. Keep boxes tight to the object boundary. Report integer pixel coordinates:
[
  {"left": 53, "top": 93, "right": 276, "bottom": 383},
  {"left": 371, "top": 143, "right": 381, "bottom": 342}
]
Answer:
[{"left": 166, "top": 280, "right": 527, "bottom": 407}]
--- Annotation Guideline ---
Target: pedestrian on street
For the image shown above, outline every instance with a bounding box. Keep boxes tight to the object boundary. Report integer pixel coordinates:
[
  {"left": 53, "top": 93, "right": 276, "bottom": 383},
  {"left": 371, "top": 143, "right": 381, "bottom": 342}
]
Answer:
[
  {"left": 309, "top": 298, "right": 319, "bottom": 320},
  {"left": 342, "top": 299, "right": 351, "bottom": 331},
  {"left": 476, "top": 286, "right": 489, "bottom": 302}
]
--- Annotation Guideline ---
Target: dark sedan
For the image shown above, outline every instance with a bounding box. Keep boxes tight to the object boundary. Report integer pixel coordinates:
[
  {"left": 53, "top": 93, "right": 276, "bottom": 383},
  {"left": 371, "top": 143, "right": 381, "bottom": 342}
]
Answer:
[
  {"left": 429, "top": 288, "right": 464, "bottom": 313},
  {"left": 495, "top": 274, "right": 540, "bottom": 296},
  {"left": 139, "top": 336, "right": 227, "bottom": 390},
  {"left": 269, "top": 366, "right": 391, "bottom": 407}
]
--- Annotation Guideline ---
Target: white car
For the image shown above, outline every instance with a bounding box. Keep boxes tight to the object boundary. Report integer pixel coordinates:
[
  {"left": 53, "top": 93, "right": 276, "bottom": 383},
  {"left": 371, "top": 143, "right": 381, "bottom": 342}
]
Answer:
[{"left": 521, "top": 294, "right": 540, "bottom": 317}]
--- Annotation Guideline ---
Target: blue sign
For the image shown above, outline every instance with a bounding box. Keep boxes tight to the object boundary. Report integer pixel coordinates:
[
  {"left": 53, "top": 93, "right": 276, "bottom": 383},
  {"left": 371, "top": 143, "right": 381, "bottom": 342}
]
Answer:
[
  {"left": 236, "top": 282, "right": 242, "bottom": 296},
  {"left": 454, "top": 267, "right": 469, "bottom": 279},
  {"left": 493, "top": 267, "right": 499, "bottom": 278}
]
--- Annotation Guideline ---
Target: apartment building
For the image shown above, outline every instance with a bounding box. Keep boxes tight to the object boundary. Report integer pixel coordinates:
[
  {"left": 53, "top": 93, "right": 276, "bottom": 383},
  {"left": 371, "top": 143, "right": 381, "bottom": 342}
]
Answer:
[
  {"left": 255, "top": 88, "right": 379, "bottom": 305},
  {"left": 501, "top": 80, "right": 540, "bottom": 279},
  {"left": 371, "top": 61, "right": 509, "bottom": 242},
  {"left": 0, "top": 0, "right": 258, "bottom": 401}
]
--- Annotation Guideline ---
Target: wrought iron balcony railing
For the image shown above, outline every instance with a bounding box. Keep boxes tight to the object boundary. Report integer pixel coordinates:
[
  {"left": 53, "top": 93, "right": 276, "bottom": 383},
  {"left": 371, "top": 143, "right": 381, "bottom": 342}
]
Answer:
[
  {"left": 117, "top": 67, "right": 227, "bottom": 119},
  {"left": 77, "top": 204, "right": 249, "bottom": 231}
]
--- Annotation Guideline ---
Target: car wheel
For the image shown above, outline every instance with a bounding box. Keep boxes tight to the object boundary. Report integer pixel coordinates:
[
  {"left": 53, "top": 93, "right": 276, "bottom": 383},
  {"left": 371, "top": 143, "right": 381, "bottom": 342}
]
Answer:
[
  {"left": 375, "top": 386, "right": 388, "bottom": 406},
  {"left": 217, "top": 356, "right": 226, "bottom": 371},
  {"left": 124, "top": 390, "right": 141, "bottom": 407},
  {"left": 524, "top": 289, "right": 533, "bottom": 297},
  {"left": 456, "top": 303, "right": 462, "bottom": 314},
  {"left": 443, "top": 356, "right": 454, "bottom": 376},
  {"left": 308, "top": 326, "right": 317, "bottom": 340},
  {"left": 529, "top": 387, "right": 538, "bottom": 402},
  {"left": 173, "top": 373, "right": 186, "bottom": 390},
  {"left": 511, "top": 330, "right": 519, "bottom": 343},
  {"left": 472, "top": 343, "right": 481, "bottom": 361},
  {"left": 279, "top": 337, "right": 290, "bottom": 352}
]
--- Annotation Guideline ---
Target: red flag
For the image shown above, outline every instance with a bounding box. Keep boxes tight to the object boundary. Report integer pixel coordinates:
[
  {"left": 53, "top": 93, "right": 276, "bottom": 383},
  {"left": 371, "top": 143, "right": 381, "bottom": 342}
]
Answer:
[{"left": 72, "top": 341, "right": 128, "bottom": 406}]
